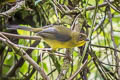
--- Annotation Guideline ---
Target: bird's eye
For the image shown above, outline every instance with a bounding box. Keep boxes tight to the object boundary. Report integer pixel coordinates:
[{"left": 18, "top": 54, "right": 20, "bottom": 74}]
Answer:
[
  {"left": 79, "top": 35, "right": 82, "bottom": 38},
  {"left": 78, "top": 35, "right": 82, "bottom": 41}
]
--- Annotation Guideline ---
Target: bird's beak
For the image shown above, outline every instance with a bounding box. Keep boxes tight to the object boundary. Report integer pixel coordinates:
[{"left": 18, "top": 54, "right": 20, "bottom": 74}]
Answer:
[{"left": 85, "top": 38, "right": 89, "bottom": 41}]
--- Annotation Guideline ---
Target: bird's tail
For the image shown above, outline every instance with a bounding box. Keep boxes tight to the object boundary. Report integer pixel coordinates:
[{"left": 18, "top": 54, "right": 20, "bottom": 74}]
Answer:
[{"left": 7, "top": 25, "right": 43, "bottom": 33}]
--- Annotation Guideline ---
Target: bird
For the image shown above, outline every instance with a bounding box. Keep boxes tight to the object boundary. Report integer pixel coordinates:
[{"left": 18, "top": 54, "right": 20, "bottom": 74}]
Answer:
[{"left": 8, "top": 25, "right": 89, "bottom": 50}]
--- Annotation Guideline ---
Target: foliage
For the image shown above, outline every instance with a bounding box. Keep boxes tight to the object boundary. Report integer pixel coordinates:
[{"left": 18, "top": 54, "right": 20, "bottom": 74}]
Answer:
[{"left": 0, "top": 0, "right": 120, "bottom": 80}]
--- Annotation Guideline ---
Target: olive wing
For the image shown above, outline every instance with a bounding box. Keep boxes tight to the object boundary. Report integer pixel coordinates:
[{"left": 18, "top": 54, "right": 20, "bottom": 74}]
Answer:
[{"left": 37, "top": 27, "right": 72, "bottom": 42}]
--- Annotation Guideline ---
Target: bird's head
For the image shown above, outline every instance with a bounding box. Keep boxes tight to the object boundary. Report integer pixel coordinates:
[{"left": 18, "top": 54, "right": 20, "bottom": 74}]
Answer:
[{"left": 72, "top": 32, "right": 89, "bottom": 47}]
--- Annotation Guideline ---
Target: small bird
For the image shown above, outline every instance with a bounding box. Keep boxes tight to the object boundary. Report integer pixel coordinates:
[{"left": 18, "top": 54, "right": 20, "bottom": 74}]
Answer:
[{"left": 8, "top": 25, "right": 89, "bottom": 50}]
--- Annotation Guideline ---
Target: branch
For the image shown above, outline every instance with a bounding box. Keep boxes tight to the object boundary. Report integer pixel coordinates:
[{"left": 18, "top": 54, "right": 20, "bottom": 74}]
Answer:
[
  {"left": 91, "top": 44, "right": 120, "bottom": 53},
  {"left": 68, "top": 59, "right": 88, "bottom": 80},
  {"left": 56, "top": 49, "right": 72, "bottom": 80},
  {"left": 64, "top": 0, "right": 114, "bottom": 15},
  {"left": 0, "top": 1, "right": 25, "bottom": 17},
  {"left": 0, "top": 32, "right": 41, "bottom": 40},
  {"left": 15, "top": 45, "right": 65, "bottom": 57},
  {"left": 107, "top": 6, "right": 120, "bottom": 78},
  {"left": 106, "top": 0, "right": 120, "bottom": 13},
  {"left": 0, "top": 32, "right": 65, "bottom": 57},
  {"left": 0, "top": 33, "right": 49, "bottom": 80},
  {"left": 6, "top": 40, "right": 40, "bottom": 77}
]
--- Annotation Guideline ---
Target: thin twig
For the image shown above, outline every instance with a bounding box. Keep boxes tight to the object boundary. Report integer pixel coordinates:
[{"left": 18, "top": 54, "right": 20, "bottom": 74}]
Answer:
[
  {"left": 91, "top": 44, "right": 120, "bottom": 53},
  {"left": 68, "top": 59, "right": 88, "bottom": 80},
  {"left": 15, "top": 45, "right": 66, "bottom": 57},
  {"left": 106, "top": 0, "right": 120, "bottom": 13},
  {"left": 107, "top": 6, "right": 120, "bottom": 78},
  {"left": 0, "top": 32, "right": 41, "bottom": 40},
  {"left": 16, "top": 45, "right": 51, "bottom": 50},
  {"left": 56, "top": 49, "right": 71, "bottom": 80},
  {"left": 100, "top": 61, "right": 120, "bottom": 67},
  {"left": 64, "top": 0, "right": 114, "bottom": 15}
]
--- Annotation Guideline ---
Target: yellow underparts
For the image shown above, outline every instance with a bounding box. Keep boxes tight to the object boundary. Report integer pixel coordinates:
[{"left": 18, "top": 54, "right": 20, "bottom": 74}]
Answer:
[{"left": 44, "top": 39, "right": 86, "bottom": 50}]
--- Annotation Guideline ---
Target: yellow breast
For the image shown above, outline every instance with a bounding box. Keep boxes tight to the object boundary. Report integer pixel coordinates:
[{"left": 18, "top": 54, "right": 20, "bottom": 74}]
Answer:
[
  {"left": 44, "top": 39, "right": 75, "bottom": 50},
  {"left": 44, "top": 38, "right": 86, "bottom": 50}
]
